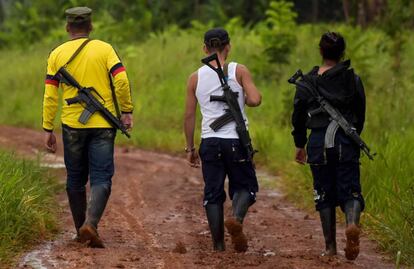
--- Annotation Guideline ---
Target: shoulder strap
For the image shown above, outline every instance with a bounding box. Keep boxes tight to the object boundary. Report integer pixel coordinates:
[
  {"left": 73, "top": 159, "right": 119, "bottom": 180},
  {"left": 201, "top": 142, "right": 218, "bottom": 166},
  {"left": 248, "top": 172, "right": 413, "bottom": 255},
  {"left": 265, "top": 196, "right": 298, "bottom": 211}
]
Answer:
[
  {"left": 223, "top": 63, "right": 229, "bottom": 82},
  {"left": 109, "top": 75, "right": 121, "bottom": 119},
  {"left": 64, "top": 39, "right": 91, "bottom": 68}
]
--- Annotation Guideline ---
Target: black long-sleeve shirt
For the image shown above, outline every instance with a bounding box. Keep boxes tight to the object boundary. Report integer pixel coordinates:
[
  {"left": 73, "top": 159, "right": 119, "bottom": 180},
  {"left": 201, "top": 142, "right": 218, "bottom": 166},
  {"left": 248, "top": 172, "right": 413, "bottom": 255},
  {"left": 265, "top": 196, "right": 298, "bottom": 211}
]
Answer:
[{"left": 291, "top": 60, "right": 366, "bottom": 148}]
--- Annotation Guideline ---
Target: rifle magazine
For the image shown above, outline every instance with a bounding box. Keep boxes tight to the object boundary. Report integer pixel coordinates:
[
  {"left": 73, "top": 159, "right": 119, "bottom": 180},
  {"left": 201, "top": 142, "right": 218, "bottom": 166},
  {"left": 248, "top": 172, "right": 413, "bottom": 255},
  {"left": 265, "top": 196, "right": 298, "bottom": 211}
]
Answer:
[
  {"left": 78, "top": 109, "right": 93, "bottom": 125},
  {"left": 210, "top": 112, "right": 234, "bottom": 131}
]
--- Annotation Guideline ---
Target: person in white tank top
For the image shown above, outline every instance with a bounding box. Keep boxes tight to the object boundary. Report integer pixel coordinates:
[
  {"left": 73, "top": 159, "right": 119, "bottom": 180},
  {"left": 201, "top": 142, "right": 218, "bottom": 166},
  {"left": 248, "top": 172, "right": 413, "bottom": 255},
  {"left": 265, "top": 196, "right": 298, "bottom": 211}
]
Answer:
[{"left": 184, "top": 28, "right": 261, "bottom": 253}]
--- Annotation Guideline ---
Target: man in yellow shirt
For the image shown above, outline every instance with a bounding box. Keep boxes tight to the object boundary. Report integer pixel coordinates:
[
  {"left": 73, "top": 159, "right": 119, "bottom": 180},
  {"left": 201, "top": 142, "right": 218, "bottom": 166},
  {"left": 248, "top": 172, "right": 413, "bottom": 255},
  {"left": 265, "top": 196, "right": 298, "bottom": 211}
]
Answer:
[{"left": 42, "top": 7, "right": 133, "bottom": 248}]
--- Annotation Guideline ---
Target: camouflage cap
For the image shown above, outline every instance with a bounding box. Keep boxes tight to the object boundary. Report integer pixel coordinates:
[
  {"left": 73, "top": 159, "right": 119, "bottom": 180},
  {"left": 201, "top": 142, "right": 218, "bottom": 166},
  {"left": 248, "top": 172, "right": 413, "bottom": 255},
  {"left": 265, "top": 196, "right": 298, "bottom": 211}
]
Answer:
[{"left": 65, "top": 7, "right": 92, "bottom": 23}]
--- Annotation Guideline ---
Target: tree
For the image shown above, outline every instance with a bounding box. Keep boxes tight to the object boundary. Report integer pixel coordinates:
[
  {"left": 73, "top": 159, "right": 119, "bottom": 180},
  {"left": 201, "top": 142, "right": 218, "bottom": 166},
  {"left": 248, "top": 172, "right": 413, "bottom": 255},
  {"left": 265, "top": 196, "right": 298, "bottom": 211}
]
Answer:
[
  {"left": 342, "top": 0, "right": 386, "bottom": 26},
  {"left": 381, "top": 0, "right": 414, "bottom": 73},
  {"left": 342, "top": 0, "right": 350, "bottom": 23},
  {"left": 311, "top": 0, "right": 319, "bottom": 22},
  {"left": 0, "top": 0, "right": 4, "bottom": 23}
]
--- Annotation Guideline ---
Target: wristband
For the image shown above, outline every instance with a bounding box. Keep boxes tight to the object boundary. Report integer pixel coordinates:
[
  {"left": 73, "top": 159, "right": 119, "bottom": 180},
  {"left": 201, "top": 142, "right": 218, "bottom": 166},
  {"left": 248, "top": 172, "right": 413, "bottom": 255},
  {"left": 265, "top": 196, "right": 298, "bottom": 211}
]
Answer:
[{"left": 185, "top": 147, "right": 196, "bottom": 153}]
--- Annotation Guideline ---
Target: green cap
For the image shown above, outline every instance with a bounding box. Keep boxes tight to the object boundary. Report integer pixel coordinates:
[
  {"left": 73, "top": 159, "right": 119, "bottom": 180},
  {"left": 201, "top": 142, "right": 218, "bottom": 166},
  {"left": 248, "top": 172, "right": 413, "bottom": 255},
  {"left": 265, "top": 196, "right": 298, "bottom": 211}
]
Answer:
[{"left": 65, "top": 7, "right": 92, "bottom": 23}]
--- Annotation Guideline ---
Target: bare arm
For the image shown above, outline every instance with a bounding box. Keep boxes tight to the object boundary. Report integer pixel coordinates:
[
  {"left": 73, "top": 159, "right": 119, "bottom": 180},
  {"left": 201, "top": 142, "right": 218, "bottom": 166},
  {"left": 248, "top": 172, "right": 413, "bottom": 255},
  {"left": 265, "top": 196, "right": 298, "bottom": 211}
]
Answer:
[
  {"left": 184, "top": 72, "right": 200, "bottom": 168},
  {"left": 236, "top": 64, "right": 262, "bottom": 107}
]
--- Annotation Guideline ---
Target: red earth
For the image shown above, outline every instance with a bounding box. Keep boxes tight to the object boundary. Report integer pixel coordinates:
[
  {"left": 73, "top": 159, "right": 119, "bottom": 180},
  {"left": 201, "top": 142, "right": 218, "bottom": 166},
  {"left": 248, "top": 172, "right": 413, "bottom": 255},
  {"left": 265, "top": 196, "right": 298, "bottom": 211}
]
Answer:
[{"left": 0, "top": 126, "right": 394, "bottom": 269}]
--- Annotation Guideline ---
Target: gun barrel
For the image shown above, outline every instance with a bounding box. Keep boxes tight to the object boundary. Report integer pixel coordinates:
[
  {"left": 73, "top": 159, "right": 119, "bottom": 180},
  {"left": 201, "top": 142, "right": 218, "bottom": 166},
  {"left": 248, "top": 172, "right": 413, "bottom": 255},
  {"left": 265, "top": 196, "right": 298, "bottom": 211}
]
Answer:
[
  {"left": 288, "top": 70, "right": 303, "bottom": 84},
  {"left": 91, "top": 97, "right": 131, "bottom": 138}
]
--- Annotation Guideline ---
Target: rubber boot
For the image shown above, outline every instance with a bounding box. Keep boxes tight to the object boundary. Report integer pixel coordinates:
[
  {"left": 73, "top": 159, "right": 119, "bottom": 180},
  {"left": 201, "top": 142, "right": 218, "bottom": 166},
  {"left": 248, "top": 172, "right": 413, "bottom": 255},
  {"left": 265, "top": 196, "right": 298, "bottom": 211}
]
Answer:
[
  {"left": 225, "top": 190, "right": 252, "bottom": 252},
  {"left": 79, "top": 185, "right": 111, "bottom": 248},
  {"left": 319, "top": 207, "right": 337, "bottom": 256},
  {"left": 66, "top": 189, "right": 87, "bottom": 241},
  {"left": 232, "top": 191, "right": 252, "bottom": 224},
  {"left": 205, "top": 203, "right": 225, "bottom": 251},
  {"left": 344, "top": 200, "right": 361, "bottom": 260}
]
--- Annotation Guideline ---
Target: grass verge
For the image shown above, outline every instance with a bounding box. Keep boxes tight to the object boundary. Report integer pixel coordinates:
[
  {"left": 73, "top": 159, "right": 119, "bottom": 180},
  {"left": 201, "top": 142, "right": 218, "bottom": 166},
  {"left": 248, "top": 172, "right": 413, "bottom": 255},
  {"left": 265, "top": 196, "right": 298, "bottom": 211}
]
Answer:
[{"left": 0, "top": 150, "right": 59, "bottom": 267}]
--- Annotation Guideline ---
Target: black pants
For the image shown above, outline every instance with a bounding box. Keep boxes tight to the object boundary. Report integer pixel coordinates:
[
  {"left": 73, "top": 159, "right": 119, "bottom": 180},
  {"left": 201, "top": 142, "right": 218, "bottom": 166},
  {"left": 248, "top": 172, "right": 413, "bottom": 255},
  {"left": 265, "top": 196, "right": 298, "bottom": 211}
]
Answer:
[
  {"left": 307, "top": 130, "right": 365, "bottom": 211},
  {"left": 199, "top": 138, "right": 258, "bottom": 205}
]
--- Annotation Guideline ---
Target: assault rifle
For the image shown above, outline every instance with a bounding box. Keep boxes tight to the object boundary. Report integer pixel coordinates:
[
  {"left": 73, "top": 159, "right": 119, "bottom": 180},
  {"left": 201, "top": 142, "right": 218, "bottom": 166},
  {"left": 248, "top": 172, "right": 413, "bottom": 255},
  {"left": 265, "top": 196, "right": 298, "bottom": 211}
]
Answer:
[
  {"left": 288, "top": 70, "right": 375, "bottom": 160},
  {"left": 57, "top": 67, "right": 131, "bottom": 138},
  {"left": 201, "top": 53, "right": 257, "bottom": 162}
]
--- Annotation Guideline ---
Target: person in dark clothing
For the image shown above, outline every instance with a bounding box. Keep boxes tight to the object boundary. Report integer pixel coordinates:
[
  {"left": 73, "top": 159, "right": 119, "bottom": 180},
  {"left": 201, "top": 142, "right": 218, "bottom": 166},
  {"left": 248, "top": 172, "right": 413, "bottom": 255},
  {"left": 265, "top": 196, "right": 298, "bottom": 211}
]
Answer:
[{"left": 291, "top": 32, "right": 366, "bottom": 260}]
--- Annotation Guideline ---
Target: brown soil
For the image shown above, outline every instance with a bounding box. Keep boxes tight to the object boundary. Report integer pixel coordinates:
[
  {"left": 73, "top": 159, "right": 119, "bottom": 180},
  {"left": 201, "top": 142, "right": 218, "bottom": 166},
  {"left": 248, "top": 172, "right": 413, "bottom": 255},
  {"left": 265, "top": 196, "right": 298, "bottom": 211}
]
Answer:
[
  {"left": 344, "top": 224, "right": 361, "bottom": 261},
  {"left": 79, "top": 224, "right": 105, "bottom": 248},
  {"left": 173, "top": 242, "right": 187, "bottom": 254},
  {"left": 0, "top": 125, "right": 394, "bottom": 269},
  {"left": 225, "top": 218, "right": 248, "bottom": 253}
]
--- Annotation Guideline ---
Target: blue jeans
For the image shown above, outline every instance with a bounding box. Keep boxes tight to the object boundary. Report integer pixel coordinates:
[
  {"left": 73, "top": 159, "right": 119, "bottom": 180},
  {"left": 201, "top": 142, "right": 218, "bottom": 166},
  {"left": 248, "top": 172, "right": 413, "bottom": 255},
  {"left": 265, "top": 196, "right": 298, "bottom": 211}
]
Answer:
[{"left": 62, "top": 125, "right": 116, "bottom": 192}]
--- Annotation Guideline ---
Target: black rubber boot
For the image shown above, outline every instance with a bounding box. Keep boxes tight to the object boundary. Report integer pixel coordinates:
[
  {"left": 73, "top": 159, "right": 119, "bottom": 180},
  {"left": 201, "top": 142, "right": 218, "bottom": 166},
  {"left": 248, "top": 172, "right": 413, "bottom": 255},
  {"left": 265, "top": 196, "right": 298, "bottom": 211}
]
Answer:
[
  {"left": 66, "top": 189, "right": 87, "bottom": 239},
  {"left": 205, "top": 203, "right": 225, "bottom": 251},
  {"left": 79, "top": 185, "right": 111, "bottom": 248},
  {"left": 85, "top": 185, "right": 111, "bottom": 228},
  {"left": 344, "top": 200, "right": 362, "bottom": 260},
  {"left": 345, "top": 199, "right": 361, "bottom": 226},
  {"left": 319, "top": 207, "right": 337, "bottom": 256},
  {"left": 232, "top": 190, "right": 253, "bottom": 223}
]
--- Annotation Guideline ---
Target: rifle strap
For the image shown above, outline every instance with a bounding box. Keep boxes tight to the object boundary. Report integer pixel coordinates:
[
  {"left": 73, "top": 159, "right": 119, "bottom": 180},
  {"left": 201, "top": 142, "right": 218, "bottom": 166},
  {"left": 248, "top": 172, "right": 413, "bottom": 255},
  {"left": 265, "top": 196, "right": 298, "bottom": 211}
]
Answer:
[
  {"left": 109, "top": 75, "right": 121, "bottom": 119},
  {"left": 64, "top": 38, "right": 91, "bottom": 68},
  {"left": 223, "top": 63, "right": 229, "bottom": 82},
  {"left": 60, "top": 38, "right": 122, "bottom": 119}
]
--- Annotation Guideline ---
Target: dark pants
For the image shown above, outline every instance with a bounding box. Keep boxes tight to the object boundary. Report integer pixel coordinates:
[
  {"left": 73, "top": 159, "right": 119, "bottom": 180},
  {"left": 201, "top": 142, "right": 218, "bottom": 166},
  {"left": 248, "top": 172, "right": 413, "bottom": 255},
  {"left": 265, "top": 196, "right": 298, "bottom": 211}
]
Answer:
[
  {"left": 307, "top": 130, "right": 365, "bottom": 212},
  {"left": 62, "top": 125, "right": 116, "bottom": 192},
  {"left": 199, "top": 137, "right": 258, "bottom": 205}
]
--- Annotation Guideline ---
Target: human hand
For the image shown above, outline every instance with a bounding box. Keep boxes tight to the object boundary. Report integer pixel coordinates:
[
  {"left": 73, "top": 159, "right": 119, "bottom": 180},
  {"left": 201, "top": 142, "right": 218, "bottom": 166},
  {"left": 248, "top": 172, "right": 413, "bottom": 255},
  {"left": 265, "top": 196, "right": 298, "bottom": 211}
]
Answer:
[
  {"left": 186, "top": 149, "right": 200, "bottom": 168},
  {"left": 121, "top": 113, "right": 133, "bottom": 131},
  {"left": 295, "top": 147, "right": 307, "bottom": 165},
  {"left": 44, "top": 132, "right": 57, "bottom": 153}
]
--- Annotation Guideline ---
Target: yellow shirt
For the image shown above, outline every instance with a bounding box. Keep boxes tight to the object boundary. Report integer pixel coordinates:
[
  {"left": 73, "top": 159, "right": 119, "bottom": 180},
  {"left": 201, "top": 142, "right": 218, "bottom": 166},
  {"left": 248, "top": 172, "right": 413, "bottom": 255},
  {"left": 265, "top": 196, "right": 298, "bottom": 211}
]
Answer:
[{"left": 42, "top": 38, "right": 133, "bottom": 131}]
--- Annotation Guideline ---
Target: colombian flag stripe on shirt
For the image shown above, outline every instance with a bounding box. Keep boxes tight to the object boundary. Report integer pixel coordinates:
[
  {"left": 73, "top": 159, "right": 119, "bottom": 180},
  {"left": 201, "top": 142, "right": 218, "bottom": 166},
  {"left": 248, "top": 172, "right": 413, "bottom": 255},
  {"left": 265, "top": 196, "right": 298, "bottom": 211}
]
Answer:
[
  {"left": 42, "top": 38, "right": 133, "bottom": 131},
  {"left": 110, "top": 63, "right": 126, "bottom": 77},
  {"left": 45, "top": 74, "right": 59, "bottom": 87}
]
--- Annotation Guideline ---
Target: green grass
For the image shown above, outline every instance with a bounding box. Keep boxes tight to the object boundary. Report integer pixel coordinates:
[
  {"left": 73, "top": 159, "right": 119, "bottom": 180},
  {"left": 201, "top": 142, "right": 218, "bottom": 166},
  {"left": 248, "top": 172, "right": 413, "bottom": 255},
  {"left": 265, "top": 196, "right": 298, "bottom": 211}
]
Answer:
[
  {"left": 0, "top": 150, "right": 59, "bottom": 266},
  {"left": 0, "top": 22, "right": 413, "bottom": 264}
]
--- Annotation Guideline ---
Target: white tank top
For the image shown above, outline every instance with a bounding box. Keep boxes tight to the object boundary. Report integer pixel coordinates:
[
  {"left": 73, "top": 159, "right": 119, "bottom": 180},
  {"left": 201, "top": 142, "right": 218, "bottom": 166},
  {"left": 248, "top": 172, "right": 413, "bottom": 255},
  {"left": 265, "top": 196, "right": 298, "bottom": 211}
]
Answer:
[{"left": 195, "top": 62, "right": 248, "bottom": 139}]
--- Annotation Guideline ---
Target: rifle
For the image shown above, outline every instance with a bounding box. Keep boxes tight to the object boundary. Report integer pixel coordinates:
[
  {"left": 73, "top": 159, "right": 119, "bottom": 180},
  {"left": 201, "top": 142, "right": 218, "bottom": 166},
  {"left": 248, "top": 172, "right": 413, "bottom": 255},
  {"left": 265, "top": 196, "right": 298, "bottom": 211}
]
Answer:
[
  {"left": 57, "top": 67, "right": 131, "bottom": 138},
  {"left": 201, "top": 53, "right": 257, "bottom": 162},
  {"left": 288, "top": 70, "right": 375, "bottom": 160}
]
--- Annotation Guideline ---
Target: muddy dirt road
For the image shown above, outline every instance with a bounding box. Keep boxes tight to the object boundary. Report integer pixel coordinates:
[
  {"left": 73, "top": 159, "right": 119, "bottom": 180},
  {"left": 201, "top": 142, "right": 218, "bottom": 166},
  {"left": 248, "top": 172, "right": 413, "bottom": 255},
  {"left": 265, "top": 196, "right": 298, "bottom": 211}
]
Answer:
[{"left": 0, "top": 126, "right": 393, "bottom": 269}]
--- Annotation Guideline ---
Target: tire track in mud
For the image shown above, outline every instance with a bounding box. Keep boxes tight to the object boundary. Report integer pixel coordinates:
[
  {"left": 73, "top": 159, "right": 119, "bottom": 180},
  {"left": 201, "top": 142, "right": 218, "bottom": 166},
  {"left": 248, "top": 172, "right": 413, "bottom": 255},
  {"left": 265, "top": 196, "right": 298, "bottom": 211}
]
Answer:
[{"left": 0, "top": 126, "right": 394, "bottom": 269}]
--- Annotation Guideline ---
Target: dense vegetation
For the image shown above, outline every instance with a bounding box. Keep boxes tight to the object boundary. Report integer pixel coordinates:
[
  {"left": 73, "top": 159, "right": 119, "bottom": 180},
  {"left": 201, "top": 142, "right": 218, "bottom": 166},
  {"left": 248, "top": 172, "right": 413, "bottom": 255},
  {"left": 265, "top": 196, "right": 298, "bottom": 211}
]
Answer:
[
  {"left": 0, "top": 0, "right": 411, "bottom": 47},
  {"left": 0, "top": 151, "right": 59, "bottom": 265},
  {"left": 0, "top": 0, "right": 413, "bottom": 266}
]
